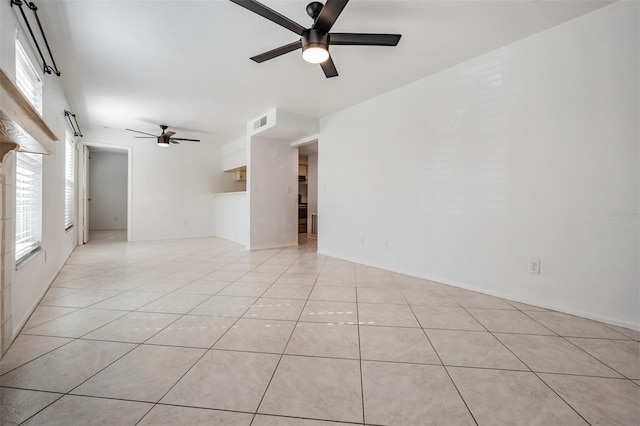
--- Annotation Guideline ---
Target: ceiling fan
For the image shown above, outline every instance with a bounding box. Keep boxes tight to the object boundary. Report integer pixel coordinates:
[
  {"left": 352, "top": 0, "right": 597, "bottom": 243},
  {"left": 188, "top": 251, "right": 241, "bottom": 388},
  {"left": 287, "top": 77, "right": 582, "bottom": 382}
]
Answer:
[
  {"left": 230, "top": 0, "right": 402, "bottom": 78},
  {"left": 125, "top": 125, "right": 200, "bottom": 147}
]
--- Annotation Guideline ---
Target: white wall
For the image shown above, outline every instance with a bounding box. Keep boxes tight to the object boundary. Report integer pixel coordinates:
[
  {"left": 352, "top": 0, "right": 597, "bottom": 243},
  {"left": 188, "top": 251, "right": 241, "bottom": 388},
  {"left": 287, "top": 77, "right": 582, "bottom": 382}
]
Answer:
[
  {"left": 82, "top": 128, "right": 222, "bottom": 241},
  {"left": 249, "top": 136, "right": 298, "bottom": 250},
  {"left": 214, "top": 192, "right": 248, "bottom": 246},
  {"left": 1, "top": 1, "right": 78, "bottom": 337},
  {"left": 89, "top": 151, "right": 127, "bottom": 230},
  {"left": 319, "top": 1, "right": 639, "bottom": 329}
]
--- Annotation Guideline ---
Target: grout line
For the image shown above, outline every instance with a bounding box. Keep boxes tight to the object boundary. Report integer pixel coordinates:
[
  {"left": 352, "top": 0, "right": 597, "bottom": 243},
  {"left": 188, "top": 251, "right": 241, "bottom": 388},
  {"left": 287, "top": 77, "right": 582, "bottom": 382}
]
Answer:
[
  {"left": 397, "top": 275, "right": 479, "bottom": 426},
  {"left": 250, "top": 244, "right": 326, "bottom": 425}
]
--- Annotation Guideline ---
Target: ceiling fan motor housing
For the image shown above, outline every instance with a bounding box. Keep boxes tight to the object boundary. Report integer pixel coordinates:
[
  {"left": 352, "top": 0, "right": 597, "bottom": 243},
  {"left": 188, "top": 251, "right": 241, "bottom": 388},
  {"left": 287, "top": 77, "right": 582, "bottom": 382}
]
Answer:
[{"left": 302, "top": 28, "right": 329, "bottom": 51}]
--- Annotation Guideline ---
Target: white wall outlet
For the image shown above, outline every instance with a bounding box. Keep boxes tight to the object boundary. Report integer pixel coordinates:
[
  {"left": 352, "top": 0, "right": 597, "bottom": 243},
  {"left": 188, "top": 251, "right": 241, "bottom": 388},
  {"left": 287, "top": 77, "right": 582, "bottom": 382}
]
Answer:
[
  {"left": 361, "top": 237, "right": 365, "bottom": 245},
  {"left": 529, "top": 259, "right": 541, "bottom": 274},
  {"left": 384, "top": 240, "right": 389, "bottom": 249}
]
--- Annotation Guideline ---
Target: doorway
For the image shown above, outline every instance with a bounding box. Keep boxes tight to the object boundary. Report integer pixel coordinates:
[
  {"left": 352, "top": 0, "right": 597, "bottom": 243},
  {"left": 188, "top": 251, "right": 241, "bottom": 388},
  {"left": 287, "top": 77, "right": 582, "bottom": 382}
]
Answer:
[
  {"left": 79, "top": 144, "right": 132, "bottom": 243},
  {"left": 298, "top": 141, "right": 318, "bottom": 243}
]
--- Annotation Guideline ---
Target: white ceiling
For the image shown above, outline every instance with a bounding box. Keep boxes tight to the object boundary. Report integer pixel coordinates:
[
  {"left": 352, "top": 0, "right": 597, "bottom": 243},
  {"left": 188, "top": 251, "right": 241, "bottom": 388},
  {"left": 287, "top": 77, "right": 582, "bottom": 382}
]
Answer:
[{"left": 37, "top": 0, "right": 612, "bottom": 144}]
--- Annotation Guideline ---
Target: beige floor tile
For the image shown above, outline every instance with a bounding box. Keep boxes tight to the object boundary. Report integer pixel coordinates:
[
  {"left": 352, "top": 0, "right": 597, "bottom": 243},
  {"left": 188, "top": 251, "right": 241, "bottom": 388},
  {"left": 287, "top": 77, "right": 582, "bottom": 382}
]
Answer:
[
  {"left": 72, "top": 345, "right": 204, "bottom": 402},
  {"left": 401, "top": 288, "right": 460, "bottom": 307},
  {"left": 236, "top": 271, "right": 282, "bottom": 284},
  {"left": 259, "top": 355, "right": 363, "bottom": 423},
  {"left": 362, "top": 361, "right": 474, "bottom": 426},
  {"left": 22, "top": 309, "right": 128, "bottom": 338},
  {"left": 449, "top": 368, "right": 587, "bottom": 425},
  {"left": 0, "top": 387, "right": 62, "bottom": 425},
  {"left": 308, "top": 286, "right": 356, "bottom": 302},
  {"left": 23, "top": 395, "right": 152, "bottom": 426},
  {"left": 448, "top": 291, "right": 515, "bottom": 309},
  {"left": 253, "top": 415, "right": 354, "bottom": 425},
  {"left": 161, "top": 350, "right": 279, "bottom": 412},
  {"left": 411, "top": 306, "right": 485, "bottom": 331},
  {"left": 604, "top": 324, "right": 640, "bottom": 341},
  {"left": 200, "top": 270, "right": 247, "bottom": 281},
  {"left": 39, "top": 287, "right": 84, "bottom": 303},
  {"left": 217, "top": 282, "right": 272, "bottom": 297},
  {"left": 189, "top": 295, "right": 257, "bottom": 317},
  {"left": 467, "top": 309, "right": 556, "bottom": 335},
  {"left": 83, "top": 312, "right": 181, "bottom": 343},
  {"left": 90, "top": 291, "right": 165, "bottom": 310},
  {"left": 137, "top": 293, "right": 211, "bottom": 314},
  {"left": 0, "top": 335, "right": 72, "bottom": 374},
  {"left": 214, "top": 318, "right": 296, "bottom": 353},
  {"left": 243, "top": 298, "right": 306, "bottom": 321},
  {"left": 253, "top": 263, "right": 291, "bottom": 273},
  {"left": 567, "top": 338, "right": 640, "bottom": 379},
  {"left": 540, "top": 373, "right": 640, "bottom": 426},
  {"left": 22, "top": 306, "right": 79, "bottom": 330},
  {"left": 496, "top": 334, "right": 623, "bottom": 377},
  {"left": 356, "top": 288, "right": 406, "bottom": 304},
  {"left": 299, "top": 301, "right": 358, "bottom": 324},
  {"left": 315, "top": 276, "right": 356, "bottom": 287},
  {"left": 285, "top": 322, "right": 359, "bottom": 359},
  {"left": 174, "top": 280, "right": 231, "bottom": 295},
  {"left": 506, "top": 300, "right": 550, "bottom": 311},
  {"left": 360, "top": 325, "right": 440, "bottom": 364},
  {"left": 147, "top": 315, "right": 236, "bottom": 348},
  {"left": 133, "top": 278, "right": 193, "bottom": 293},
  {"left": 138, "top": 405, "right": 253, "bottom": 425},
  {"left": 428, "top": 329, "right": 526, "bottom": 370},
  {"left": 0, "top": 340, "right": 135, "bottom": 392},
  {"left": 262, "top": 284, "right": 313, "bottom": 300},
  {"left": 40, "top": 289, "right": 122, "bottom": 308},
  {"left": 358, "top": 303, "right": 420, "bottom": 327},
  {"left": 274, "top": 274, "right": 318, "bottom": 286},
  {"left": 526, "top": 311, "right": 629, "bottom": 339}
]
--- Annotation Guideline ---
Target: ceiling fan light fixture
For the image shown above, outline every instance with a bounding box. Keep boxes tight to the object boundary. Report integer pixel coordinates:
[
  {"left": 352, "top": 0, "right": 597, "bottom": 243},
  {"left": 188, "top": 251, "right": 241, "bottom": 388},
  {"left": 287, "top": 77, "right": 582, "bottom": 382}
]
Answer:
[
  {"left": 302, "top": 45, "right": 329, "bottom": 63},
  {"left": 157, "top": 137, "right": 170, "bottom": 147},
  {"left": 301, "top": 28, "right": 330, "bottom": 64}
]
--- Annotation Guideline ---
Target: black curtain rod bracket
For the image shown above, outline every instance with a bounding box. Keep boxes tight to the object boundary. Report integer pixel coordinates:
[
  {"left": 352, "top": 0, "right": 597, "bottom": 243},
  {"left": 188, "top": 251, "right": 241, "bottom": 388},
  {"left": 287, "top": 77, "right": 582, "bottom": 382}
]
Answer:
[
  {"left": 11, "top": 0, "right": 61, "bottom": 76},
  {"left": 64, "top": 110, "right": 83, "bottom": 138}
]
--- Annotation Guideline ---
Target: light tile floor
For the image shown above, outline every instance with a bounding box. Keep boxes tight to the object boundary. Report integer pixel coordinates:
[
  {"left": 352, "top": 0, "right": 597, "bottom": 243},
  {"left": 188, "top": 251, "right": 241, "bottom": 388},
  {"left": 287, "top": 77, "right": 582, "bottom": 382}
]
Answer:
[{"left": 1, "top": 234, "right": 639, "bottom": 425}]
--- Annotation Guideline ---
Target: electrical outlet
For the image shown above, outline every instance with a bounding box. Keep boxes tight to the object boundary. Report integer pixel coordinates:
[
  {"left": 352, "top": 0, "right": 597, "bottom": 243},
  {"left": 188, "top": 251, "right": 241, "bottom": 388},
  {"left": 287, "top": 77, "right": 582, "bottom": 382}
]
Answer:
[
  {"left": 529, "top": 259, "right": 540, "bottom": 274},
  {"left": 384, "top": 240, "right": 389, "bottom": 249},
  {"left": 361, "top": 237, "right": 365, "bottom": 245}
]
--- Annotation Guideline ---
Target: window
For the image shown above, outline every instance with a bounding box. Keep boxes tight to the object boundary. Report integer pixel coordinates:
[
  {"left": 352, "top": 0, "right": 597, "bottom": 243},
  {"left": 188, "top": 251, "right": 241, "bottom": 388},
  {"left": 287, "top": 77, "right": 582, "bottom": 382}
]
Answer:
[
  {"left": 15, "top": 38, "right": 43, "bottom": 114},
  {"left": 15, "top": 152, "right": 43, "bottom": 263},
  {"left": 64, "top": 131, "right": 75, "bottom": 229}
]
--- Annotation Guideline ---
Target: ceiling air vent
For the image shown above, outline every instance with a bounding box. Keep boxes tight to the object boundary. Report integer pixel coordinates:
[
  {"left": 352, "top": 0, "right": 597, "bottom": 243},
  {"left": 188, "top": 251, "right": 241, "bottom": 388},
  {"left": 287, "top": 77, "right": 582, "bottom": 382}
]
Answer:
[{"left": 253, "top": 115, "right": 267, "bottom": 130}]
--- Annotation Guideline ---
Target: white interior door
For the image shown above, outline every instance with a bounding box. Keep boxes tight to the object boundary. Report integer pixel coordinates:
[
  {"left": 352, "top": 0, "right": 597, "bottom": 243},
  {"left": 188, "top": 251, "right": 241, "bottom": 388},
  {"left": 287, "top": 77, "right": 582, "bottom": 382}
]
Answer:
[{"left": 82, "top": 145, "right": 90, "bottom": 243}]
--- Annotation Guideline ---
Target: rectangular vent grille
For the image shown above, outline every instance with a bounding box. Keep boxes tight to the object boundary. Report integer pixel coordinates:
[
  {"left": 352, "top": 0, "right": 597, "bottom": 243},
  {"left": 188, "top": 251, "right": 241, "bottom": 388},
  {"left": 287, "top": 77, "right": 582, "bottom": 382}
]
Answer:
[{"left": 253, "top": 115, "right": 267, "bottom": 130}]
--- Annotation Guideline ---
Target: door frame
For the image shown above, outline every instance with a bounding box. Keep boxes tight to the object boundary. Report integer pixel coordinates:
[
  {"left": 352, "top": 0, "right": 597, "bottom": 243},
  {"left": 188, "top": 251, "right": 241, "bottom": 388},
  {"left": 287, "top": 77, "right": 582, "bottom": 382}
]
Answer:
[{"left": 78, "top": 142, "right": 133, "bottom": 243}]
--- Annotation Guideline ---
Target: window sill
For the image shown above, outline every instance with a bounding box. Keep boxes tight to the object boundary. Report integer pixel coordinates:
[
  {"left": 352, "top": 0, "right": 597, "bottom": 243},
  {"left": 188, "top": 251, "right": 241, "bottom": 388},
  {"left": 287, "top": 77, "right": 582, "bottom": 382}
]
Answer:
[{"left": 15, "top": 247, "right": 42, "bottom": 270}]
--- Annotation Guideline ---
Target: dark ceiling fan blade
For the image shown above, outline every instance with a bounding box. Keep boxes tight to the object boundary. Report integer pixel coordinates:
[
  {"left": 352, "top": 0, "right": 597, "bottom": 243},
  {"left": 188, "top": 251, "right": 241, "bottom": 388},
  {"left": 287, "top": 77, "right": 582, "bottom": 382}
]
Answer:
[
  {"left": 170, "top": 140, "right": 180, "bottom": 144},
  {"left": 163, "top": 131, "right": 176, "bottom": 138},
  {"left": 330, "top": 33, "right": 402, "bottom": 46},
  {"left": 230, "top": 0, "right": 306, "bottom": 35},
  {"left": 170, "top": 138, "right": 201, "bottom": 142},
  {"left": 320, "top": 56, "right": 338, "bottom": 78},
  {"left": 251, "top": 40, "right": 302, "bottom": 63},
  {"left": 134, "top": 136, "right": 156, "bottom": 139},
  {"left": 126, "top": 128, "right": 157, "bottom": 137},
  {"left": 313, "top": 0, "right": 349, "bottom": 33}
]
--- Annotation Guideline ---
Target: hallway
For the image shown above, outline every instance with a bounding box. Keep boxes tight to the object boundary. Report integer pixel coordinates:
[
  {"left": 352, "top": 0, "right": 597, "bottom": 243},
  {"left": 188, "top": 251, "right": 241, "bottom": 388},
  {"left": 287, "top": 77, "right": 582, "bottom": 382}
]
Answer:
[{"left": 0, "top": 236, "right": 638, "bottom": 425}]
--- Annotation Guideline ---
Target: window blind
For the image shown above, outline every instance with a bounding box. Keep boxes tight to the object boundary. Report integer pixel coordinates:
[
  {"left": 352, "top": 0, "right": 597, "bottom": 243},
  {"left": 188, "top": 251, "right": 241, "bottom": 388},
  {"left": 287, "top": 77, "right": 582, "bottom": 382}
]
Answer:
[
  {"left": 15, "top": 152, "right": 43, "bottom": 262},
  {"left": 64, "top": 131, "right": 74, "bottom": 229},
  {"left": 15, "top": 39, "right": 43, "bottom": 114}
]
